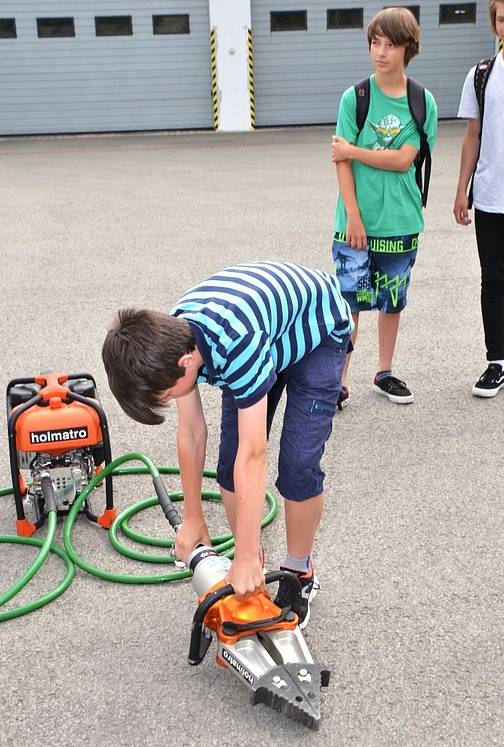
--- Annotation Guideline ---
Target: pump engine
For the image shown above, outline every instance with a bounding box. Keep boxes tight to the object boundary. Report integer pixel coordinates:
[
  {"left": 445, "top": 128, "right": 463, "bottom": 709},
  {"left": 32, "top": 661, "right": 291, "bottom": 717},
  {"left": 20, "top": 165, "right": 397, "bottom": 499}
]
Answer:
[{"left": 6, "top": 372, "right": 115, "bottom": 536}]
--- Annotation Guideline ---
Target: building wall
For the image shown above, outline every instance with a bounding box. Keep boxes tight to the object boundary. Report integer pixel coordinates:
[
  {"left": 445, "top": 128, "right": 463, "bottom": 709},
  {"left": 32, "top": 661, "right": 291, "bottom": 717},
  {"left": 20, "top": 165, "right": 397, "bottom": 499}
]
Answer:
[
  {"left": 209, "top": 0, "right": 253, "bottom": 131},
  {"left": 0, "top": 0, "right": 213, "bottom": 135},
  {"left": 0, "top": 1, "right": 497, "bottom": 135},
  {"left": 250, "top": 0, "right": 495, "bottom": 125}
]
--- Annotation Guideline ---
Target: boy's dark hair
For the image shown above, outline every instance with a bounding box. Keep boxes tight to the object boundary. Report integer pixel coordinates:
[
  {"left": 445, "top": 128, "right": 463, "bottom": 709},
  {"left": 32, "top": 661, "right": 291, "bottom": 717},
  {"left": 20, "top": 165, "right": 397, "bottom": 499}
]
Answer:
[
  {"left": 367, "top": 7, "right": 421, "bottom": 67},
  {"left": 102, "top": 308, "right": 195, "bottom": 425}
]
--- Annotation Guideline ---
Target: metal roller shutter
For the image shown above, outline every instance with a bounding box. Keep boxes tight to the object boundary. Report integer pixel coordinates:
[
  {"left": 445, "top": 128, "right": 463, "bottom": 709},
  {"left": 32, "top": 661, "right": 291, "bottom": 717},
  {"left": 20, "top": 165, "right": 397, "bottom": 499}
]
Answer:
[
  {"left": 251, "top": 0, "right": 495, "bottom": 125},
  {"left": 0, "top": 0, "right": 213, "bottom": 135}
]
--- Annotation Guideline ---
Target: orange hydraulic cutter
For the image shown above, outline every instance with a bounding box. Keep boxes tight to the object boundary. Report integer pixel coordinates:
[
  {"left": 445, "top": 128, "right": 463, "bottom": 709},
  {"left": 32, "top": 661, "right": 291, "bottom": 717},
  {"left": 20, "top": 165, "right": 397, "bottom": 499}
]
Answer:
[{"left": 7, "top": 372, "right": 116, "bottom": 536}]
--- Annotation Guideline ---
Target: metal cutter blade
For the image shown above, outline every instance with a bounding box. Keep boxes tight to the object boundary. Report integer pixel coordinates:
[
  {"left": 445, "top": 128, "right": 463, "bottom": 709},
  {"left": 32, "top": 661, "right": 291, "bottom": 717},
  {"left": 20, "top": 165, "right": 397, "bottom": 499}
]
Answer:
[{"left": 250, "top": 662, "right": 331, "bottom": 731}]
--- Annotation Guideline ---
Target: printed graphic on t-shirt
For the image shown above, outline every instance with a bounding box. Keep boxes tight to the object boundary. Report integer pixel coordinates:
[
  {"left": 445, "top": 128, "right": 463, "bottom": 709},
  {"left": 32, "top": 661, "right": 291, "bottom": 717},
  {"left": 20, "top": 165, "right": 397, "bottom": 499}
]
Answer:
[{"left": 369, "top": 114, "right": 404, "bottom": 150}]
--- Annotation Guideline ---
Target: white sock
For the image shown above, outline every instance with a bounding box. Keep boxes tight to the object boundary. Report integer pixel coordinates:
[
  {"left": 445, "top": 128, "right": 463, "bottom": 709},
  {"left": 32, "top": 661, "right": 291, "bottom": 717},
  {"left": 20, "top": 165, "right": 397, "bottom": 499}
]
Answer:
[
  {"left": 489, "top": 360, "right": 504, "bottom": 368},
  {"left": 282, "top": 552, "right": 311, "bottom": 572}
]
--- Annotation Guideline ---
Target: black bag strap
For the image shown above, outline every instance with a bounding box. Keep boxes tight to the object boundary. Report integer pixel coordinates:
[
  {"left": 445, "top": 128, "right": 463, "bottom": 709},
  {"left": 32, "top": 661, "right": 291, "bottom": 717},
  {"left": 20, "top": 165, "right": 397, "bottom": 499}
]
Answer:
[
  {"left": 354, "top": 77, "right": 371, "bottom": 138},
  {"left": 474, "top": 55, "right": 496, "bottom": 123},
  {"left": 468, "top": 55, "right": 497, "bottom": 208},
  {"left": 406, "top": 77, "right": 427, "bottom": 133},
  {"left": 407, "top": 77, "right": 431, "bottom": 208}
]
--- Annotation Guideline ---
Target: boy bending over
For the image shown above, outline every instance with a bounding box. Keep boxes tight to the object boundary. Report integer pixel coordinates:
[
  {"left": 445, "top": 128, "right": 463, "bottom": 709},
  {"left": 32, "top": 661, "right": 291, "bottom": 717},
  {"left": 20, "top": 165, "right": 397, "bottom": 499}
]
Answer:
[{"left": 102, "top": 261, "right": 352, "bottom": 627}]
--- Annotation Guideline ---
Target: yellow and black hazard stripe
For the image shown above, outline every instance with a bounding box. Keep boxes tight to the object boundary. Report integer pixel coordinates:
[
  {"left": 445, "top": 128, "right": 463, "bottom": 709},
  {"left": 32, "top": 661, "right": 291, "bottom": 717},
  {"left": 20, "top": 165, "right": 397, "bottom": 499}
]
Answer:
[
  {"left": 247, "top": 28, "right": 255, "bottom": 130},
  {"left": 210, "top": 28, "right": 219, "bottom": 130}
]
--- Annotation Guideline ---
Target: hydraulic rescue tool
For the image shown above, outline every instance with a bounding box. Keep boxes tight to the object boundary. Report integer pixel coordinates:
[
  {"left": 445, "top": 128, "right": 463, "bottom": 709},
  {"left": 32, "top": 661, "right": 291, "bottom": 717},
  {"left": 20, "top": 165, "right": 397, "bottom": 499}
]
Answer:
[
  {"left": 7, "top": 372, "right": 116, "bottom": 536},
  {"left": 4, "top": 371, "right": 330, "bottom": 728},
  {"left": 154, "top": 491, "right": 331, "bottom": 731}
]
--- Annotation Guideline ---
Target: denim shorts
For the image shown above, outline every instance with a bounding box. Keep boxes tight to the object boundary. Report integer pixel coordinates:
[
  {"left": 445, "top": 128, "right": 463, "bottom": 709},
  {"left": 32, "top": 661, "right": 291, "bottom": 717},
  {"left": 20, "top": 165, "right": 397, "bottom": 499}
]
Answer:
[
  {"left": 217, "top": 334, "right": 349, "bottom": 502},
  {"left": 332, "top": 233, "right": 419, "bottom": 313}
]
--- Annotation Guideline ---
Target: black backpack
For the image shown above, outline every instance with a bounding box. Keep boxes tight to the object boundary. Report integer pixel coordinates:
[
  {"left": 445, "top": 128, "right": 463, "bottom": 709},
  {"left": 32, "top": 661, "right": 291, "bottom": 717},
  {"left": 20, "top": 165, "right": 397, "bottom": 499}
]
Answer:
[
  {"left": 468, "top": 54, "right": 497, "bottom": 208},
  {"left": 354, "top": 77, "right": 431, "bottom": 207}
]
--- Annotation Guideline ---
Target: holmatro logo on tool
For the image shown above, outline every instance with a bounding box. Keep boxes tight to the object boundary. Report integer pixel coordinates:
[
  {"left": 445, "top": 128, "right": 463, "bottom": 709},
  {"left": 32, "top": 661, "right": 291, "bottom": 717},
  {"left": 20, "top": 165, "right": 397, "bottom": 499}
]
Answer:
[
  {"left": 222, "top": 648, "right": 255, "bottom": 685},
  {"left": 30, "top": 427, "right": 89, "bottom": 445}
]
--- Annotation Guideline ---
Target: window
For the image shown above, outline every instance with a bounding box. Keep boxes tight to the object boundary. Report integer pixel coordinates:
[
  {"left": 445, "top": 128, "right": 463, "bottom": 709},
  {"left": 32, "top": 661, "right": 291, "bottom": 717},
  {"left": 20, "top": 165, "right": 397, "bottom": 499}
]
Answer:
[
  {"left": 270, "top": 10, "right": 307, "bottom": 32},
  {"left": 0, "top": 18, "right": 16, "bottom": 38},
  {"left": 439, "top": 3, "right": 476, "bottom": 23},
  {"left": 37, "top": 17, "right": 75, "bottom": 38},
  {"left": 383, "top": 6, "right": 420, "bottom": 23},
  {"left": 95, "top": 16, "right": 133, "bottom": 36},
  {"left": 327, "top": 8, "right": 363, "bottom": 29},
  {"left": 153, "top": 14, "right": 190, "bottom": 34}
]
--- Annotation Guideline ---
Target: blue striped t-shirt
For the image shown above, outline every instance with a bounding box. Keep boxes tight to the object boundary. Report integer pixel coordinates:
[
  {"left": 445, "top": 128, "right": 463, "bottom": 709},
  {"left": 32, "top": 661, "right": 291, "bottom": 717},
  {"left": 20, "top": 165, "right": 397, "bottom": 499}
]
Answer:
[{"left": 171, "top": 261, "right": 352, "bottom": 408}]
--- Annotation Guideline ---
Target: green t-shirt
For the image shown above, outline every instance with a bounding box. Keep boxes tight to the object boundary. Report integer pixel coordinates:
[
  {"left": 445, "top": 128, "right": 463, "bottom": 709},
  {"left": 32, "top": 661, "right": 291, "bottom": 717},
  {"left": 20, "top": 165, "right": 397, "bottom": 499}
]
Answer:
[{"left": 334, "top": 76, "right": 438, "bottom": 237}]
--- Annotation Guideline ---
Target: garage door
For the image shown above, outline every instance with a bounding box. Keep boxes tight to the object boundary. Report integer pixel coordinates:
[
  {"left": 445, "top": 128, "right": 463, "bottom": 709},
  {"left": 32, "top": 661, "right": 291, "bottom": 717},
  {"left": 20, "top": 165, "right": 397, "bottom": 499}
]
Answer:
[
  {"left": 251, "top": 0, "right": 495, "bottom": 125},
  {"left": 0, "top": 1, "right": 213, "bottom": 135}
]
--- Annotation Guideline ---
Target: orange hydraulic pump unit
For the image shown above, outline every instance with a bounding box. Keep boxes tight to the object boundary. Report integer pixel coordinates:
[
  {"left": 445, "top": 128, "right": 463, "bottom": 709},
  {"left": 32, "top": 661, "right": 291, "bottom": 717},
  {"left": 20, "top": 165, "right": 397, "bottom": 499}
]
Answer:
[{"left": 7, "top": 372, "right": 116, "bottom": 537}]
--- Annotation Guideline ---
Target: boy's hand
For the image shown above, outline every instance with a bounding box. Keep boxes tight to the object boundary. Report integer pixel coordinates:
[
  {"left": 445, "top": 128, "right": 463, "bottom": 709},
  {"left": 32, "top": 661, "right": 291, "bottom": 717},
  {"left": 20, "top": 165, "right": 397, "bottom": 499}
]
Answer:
[
  {"left": 346, "top": 214, "right": 367, "bottom": 250},
  {"left": 226, "top": 556, "right": 265, "bottom": 600},
  {"left": 332, "top": 135, "right": 353, "bottom": 163},
  {"left": 174, "top": 518, "right": 212, "bottom": 562},
  {"left": 453, "top": 191, "right": 472, "bottom": 226}
]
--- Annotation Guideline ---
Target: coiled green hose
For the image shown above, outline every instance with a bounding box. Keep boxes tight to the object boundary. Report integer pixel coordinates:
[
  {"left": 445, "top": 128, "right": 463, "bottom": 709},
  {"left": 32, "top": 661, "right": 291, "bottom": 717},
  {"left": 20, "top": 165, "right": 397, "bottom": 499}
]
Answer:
[{"left": 0, "top": 453, "right": 278, "bottom": 619}]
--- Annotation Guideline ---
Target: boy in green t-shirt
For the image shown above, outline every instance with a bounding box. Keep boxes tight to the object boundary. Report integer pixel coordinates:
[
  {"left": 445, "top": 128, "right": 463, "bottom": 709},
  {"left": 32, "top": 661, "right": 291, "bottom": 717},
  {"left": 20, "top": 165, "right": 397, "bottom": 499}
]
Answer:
[{"left": 331, "top": 7, "right": 437, "bottom": 404}]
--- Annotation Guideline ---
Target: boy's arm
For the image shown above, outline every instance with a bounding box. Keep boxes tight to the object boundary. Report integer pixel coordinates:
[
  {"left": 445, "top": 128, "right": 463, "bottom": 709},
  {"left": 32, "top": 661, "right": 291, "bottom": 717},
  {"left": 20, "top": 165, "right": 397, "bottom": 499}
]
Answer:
[
  {"left": 174, "top": 385, "right": 211, "bottom": 560},
  {"left": 226, "top": 395, "right": 268, "bottom": 599},
  {"left": 453, "top": 118, "right": 480, "bottom": 226},
  {"left": 333, "top": 136, "right": 418, "bottom": 172},
  {"left": 336, "top": 160, "right": 367, "bottom": 250}
]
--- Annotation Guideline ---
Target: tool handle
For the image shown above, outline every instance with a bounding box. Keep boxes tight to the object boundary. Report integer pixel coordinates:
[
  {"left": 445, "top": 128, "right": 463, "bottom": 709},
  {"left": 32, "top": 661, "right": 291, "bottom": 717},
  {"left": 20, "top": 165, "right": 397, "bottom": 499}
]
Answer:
[
  {"left": 188, "top": 570, "right": 303, "bottom": 666},
  {"left": 153, "top": 476, "right": 182, "bottom": 531},
  {"left": 264, "top": 570, "right": 303, "bottom": 612}
]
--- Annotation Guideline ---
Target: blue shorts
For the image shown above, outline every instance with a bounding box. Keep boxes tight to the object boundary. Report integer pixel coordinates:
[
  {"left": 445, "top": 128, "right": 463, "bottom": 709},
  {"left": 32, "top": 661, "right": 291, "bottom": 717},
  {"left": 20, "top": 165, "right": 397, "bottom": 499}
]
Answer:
[
  {"left": 332, "top": 233, "right": 419, "bottom": 313},
  {"left": 217, "top": 334, "right": 349, "bottom": 502}
]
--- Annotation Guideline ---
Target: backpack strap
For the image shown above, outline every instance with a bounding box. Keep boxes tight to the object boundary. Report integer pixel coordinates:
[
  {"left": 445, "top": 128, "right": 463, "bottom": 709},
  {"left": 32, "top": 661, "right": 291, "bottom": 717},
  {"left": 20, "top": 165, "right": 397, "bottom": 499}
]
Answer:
[
  {"left": 469, "top": 55, "right": 497, "bottom": 208},
  {"left": 473, "top": 55, "right": 496, "bottom": 123},
  {"left": 407, "top": 77, "right": 431, "bottom": 208},
  {"left": 354, "top": 77, "right": 370, "bottom": 139}
]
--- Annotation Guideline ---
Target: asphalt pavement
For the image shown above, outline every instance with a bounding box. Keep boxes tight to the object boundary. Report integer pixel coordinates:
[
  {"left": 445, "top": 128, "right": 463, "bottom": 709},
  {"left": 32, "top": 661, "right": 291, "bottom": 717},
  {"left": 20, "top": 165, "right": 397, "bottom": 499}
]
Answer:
[{"left": 0, "top": 122, "right": 502, "bottom": 746}]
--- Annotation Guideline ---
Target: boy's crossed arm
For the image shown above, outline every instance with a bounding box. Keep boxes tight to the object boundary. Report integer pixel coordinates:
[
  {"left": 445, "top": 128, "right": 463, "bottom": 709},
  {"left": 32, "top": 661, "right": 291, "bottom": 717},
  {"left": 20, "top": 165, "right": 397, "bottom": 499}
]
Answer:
[{"left": 332, "top": 134, "right": 418, "bottom": 172}]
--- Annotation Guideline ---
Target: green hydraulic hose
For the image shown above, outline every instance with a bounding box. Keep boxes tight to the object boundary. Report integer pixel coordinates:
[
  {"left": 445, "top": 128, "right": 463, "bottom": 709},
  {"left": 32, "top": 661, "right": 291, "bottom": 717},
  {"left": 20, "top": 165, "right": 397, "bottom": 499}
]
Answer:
[
  {"left": 0, "top": 507, "right": 75, "bottom": 622},
  {"left": 64, "top": 453, "right": 277, "bottom": 583},
  {"left": 0, "top": 453, "right": 278, "bottom": 618}
]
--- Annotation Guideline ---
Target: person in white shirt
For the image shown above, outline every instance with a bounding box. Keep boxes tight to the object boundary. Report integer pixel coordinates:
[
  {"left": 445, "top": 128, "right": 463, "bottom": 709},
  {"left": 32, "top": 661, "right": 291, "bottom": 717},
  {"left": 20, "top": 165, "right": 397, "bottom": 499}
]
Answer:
[{"left": 454, "top": 0, "right": 504, "bottom": 398}]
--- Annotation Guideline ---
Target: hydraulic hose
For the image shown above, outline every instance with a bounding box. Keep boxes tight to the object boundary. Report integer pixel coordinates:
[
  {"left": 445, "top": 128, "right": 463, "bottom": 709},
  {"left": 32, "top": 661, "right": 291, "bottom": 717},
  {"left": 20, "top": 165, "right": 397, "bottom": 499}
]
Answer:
[
  {"left": 0, "top": 499, "right": 75, "bottom": 622},
  {"left": 0, "top": 453, "right": 278, "bottom": 619},
  {"left": 64, "top": 454, "right": 277, "bottom": 584}
]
